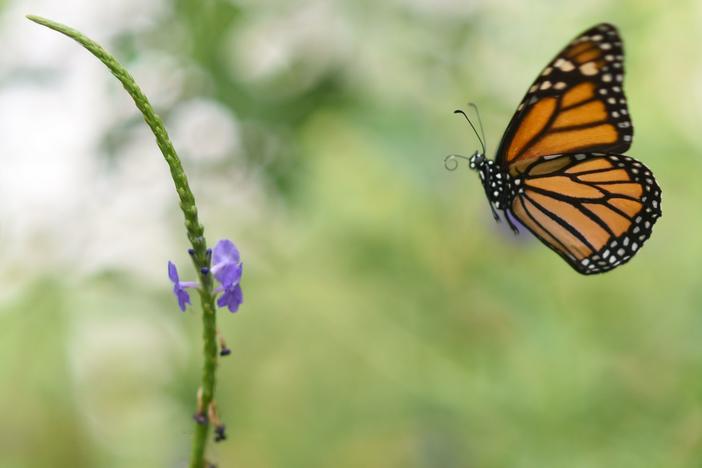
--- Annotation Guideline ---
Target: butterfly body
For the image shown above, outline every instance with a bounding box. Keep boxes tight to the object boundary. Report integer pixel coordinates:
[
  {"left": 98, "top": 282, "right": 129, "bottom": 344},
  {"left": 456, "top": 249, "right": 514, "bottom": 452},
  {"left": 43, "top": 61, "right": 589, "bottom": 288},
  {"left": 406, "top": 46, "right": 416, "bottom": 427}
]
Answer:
[
  {"left": 460, "top": 23, "right": 661, "bottom": 274},
  {"left": 469, "top": 153, "right": 515, "bottom": 211}
]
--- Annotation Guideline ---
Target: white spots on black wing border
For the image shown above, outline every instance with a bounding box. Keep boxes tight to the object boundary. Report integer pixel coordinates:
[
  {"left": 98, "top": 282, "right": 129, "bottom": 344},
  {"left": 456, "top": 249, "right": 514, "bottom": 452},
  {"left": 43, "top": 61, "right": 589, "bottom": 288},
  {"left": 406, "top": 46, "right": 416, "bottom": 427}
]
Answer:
[
  {"left": 554, "top": 58, "right": 575, "bottom": 72},
  {"left": 577, "top": 152, "right": 662, "bottom": 275},
  {"left": 576, "top": 24, "right": 633, "bottom": 150},
  {"left": 598, "top": 26, "right": 632, "bottom": 148}
]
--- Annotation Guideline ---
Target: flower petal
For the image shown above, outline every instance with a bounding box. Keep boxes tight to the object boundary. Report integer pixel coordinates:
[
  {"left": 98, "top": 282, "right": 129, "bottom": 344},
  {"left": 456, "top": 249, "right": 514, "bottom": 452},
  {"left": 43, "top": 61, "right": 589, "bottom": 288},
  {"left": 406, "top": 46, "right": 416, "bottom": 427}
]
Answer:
[
  {"left": 216, "top": 291, "right": 228, "bottom": 309},
  {"left": 231, "top": 284, "right": 243, "bottom": 309},
  {"left": 177, "top": 289, "right": 191, "bottom": 312},
  {"left": 217, "top": 262, "right": 243, "bottom": 288},
  {"left": 217, "top": 283, "right": 243, "bottom": 313},
  {"left": 212, "top": 239, "right": 240, "bottom": 269},
  {"left": 168, "top": 261, "right": 179, "bottom": 283}
]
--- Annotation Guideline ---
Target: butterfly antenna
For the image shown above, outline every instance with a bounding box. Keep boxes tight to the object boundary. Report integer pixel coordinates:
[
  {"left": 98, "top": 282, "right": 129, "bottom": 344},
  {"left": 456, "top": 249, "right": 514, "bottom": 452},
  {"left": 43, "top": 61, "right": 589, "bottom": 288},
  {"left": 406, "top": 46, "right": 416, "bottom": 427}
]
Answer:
[
  {"left": 468, "top": 103, "right": 487, "bottom": 155},
  {"left": 454, "top": 109, "right": 486, "bottom": 154}
]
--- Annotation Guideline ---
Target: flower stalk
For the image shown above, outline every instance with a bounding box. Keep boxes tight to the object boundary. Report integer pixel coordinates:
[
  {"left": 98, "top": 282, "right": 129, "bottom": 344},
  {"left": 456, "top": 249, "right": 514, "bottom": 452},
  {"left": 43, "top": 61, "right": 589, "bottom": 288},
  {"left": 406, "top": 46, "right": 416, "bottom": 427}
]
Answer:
[{"left": 27, "top": 15, "right": 221, "bottom": 467}]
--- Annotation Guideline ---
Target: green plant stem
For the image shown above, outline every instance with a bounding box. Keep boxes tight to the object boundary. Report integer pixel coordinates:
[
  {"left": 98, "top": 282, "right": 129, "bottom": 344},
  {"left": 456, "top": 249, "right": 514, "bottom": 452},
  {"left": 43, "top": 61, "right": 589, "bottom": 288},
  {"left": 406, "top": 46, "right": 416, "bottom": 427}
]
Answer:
[{"left": 27, "top": 15, "right": 218, "bottom": 467}]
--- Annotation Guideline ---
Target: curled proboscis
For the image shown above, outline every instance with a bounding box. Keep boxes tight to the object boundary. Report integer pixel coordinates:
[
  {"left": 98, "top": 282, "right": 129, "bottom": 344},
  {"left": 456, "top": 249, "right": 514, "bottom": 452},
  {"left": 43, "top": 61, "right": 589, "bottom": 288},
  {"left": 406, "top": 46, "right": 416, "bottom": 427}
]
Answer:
[{"left": 443, "top": 154, "right": 471, "bottom": 171}]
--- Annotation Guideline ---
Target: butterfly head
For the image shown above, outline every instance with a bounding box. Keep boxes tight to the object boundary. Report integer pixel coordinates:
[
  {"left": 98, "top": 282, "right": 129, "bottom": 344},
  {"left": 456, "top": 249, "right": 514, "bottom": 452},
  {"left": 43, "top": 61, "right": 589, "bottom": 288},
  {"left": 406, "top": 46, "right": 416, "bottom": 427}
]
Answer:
[
  {"left": 468, "top": 151, "right": 485, "bottom": 170},
  {"left": 453, "top": 107, "right": 513, "bottom": 210}
]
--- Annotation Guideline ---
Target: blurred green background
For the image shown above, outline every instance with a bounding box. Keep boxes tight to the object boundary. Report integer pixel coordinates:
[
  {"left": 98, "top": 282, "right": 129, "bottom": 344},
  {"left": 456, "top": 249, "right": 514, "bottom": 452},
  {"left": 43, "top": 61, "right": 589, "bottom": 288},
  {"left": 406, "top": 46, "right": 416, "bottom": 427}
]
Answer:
[{"left": 1, "top": 0, "right": 701, "bottom": 466}]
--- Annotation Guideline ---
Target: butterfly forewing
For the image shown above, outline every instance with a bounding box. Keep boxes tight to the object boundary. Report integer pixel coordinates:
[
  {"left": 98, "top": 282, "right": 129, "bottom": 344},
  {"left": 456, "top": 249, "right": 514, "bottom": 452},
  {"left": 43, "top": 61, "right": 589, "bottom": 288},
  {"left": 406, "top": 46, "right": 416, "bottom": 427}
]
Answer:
[
  {"left": 511, "top": 153, "right": 661, "bottom": 274},
  {"left": 496, "top": 23, "right": 633, "bottom": 175}
]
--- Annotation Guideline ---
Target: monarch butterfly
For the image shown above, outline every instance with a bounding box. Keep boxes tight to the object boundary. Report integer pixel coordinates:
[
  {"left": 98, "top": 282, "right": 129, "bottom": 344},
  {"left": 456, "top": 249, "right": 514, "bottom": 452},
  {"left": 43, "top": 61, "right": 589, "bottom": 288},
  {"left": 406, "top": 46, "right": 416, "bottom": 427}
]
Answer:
[{"left": 451, "top": 23, "right": 661, "bottom": 274}]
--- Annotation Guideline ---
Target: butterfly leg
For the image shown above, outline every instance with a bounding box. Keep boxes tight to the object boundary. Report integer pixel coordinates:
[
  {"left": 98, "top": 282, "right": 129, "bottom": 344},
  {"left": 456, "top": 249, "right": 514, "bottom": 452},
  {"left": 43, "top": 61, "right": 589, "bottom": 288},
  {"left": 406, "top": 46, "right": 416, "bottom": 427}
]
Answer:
[
  {"left": 504, "top": 210, "right": 520, "bottom": 235},
  {"left": 489, "top": 203, "right": 501, "bottom": 222}
]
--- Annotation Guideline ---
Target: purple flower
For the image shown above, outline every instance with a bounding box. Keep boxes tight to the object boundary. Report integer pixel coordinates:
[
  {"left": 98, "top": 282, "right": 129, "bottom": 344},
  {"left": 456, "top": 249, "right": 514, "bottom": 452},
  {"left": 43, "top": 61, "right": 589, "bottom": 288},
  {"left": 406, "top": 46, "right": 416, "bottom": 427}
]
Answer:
[
  {"left": 211, "top": 239, "right": 244, "bottom": 313},
  {"left": 217, "top": 278, "right": 243, "bottom": 313},
  {"left": 211, "top": 240, "right": 241, "bottom": 283},
  {"left": 168, "top": 261, "right": 197, "bottom": 311}
]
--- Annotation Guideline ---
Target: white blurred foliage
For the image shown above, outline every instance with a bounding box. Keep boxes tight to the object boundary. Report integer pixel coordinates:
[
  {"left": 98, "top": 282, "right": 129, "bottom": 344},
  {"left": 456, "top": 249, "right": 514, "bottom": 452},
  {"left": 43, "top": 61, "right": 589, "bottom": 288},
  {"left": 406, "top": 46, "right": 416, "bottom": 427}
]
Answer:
[
  {"left": 229, "top": 0, "right": 352, "bottom": 94},
  {"left": 127, "top": 51, "right": 188, "bottom": 110},
  {"left": 19, "top": 0, "right": 168, "bottom": 38},
  {"left": 394, "top": 0, "right": 479, "bottom": 17},
  {"left": 0, "top": 0, "right": 264, "bottom": 299},
  {"left": 170, "top": 98, "right": 242, "bottom": 163}
]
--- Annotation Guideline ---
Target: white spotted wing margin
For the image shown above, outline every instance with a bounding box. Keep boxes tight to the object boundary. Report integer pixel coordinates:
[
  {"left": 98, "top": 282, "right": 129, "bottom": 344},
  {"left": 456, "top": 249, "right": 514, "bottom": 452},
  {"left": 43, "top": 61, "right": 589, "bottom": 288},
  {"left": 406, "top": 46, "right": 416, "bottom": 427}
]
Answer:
[{"left": 510, "top": 152, "right": 662, "bottom": 275}]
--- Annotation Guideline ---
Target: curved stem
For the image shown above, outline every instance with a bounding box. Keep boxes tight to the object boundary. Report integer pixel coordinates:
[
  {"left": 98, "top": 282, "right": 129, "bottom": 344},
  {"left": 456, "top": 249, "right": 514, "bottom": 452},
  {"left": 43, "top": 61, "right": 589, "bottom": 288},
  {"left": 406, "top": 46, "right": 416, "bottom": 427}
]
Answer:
[{"left": 27, "top": 15, "right": 218, "bottom": 467}]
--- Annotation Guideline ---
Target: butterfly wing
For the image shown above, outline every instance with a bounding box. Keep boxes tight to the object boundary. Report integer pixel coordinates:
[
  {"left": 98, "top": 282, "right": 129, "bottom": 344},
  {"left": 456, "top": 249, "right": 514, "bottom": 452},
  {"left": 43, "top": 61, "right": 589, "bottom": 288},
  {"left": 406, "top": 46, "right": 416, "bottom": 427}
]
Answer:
[
  {"left": 495, "top": 23, "right": 632, "bottom": 175},
  {"left": 510, "top": 153, "right": 661, "bottom": 274}
]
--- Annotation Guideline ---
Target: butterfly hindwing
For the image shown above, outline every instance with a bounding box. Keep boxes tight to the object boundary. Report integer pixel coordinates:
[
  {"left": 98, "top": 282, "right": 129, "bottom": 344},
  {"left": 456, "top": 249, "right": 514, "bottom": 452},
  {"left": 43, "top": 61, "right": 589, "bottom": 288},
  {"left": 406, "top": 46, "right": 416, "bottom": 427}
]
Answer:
[
  {"left": 495, "top": 24, "right": 633, "bottom": 174},
  {"left": 510, "top": 153, "right": 661, "bottom": 274}
]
